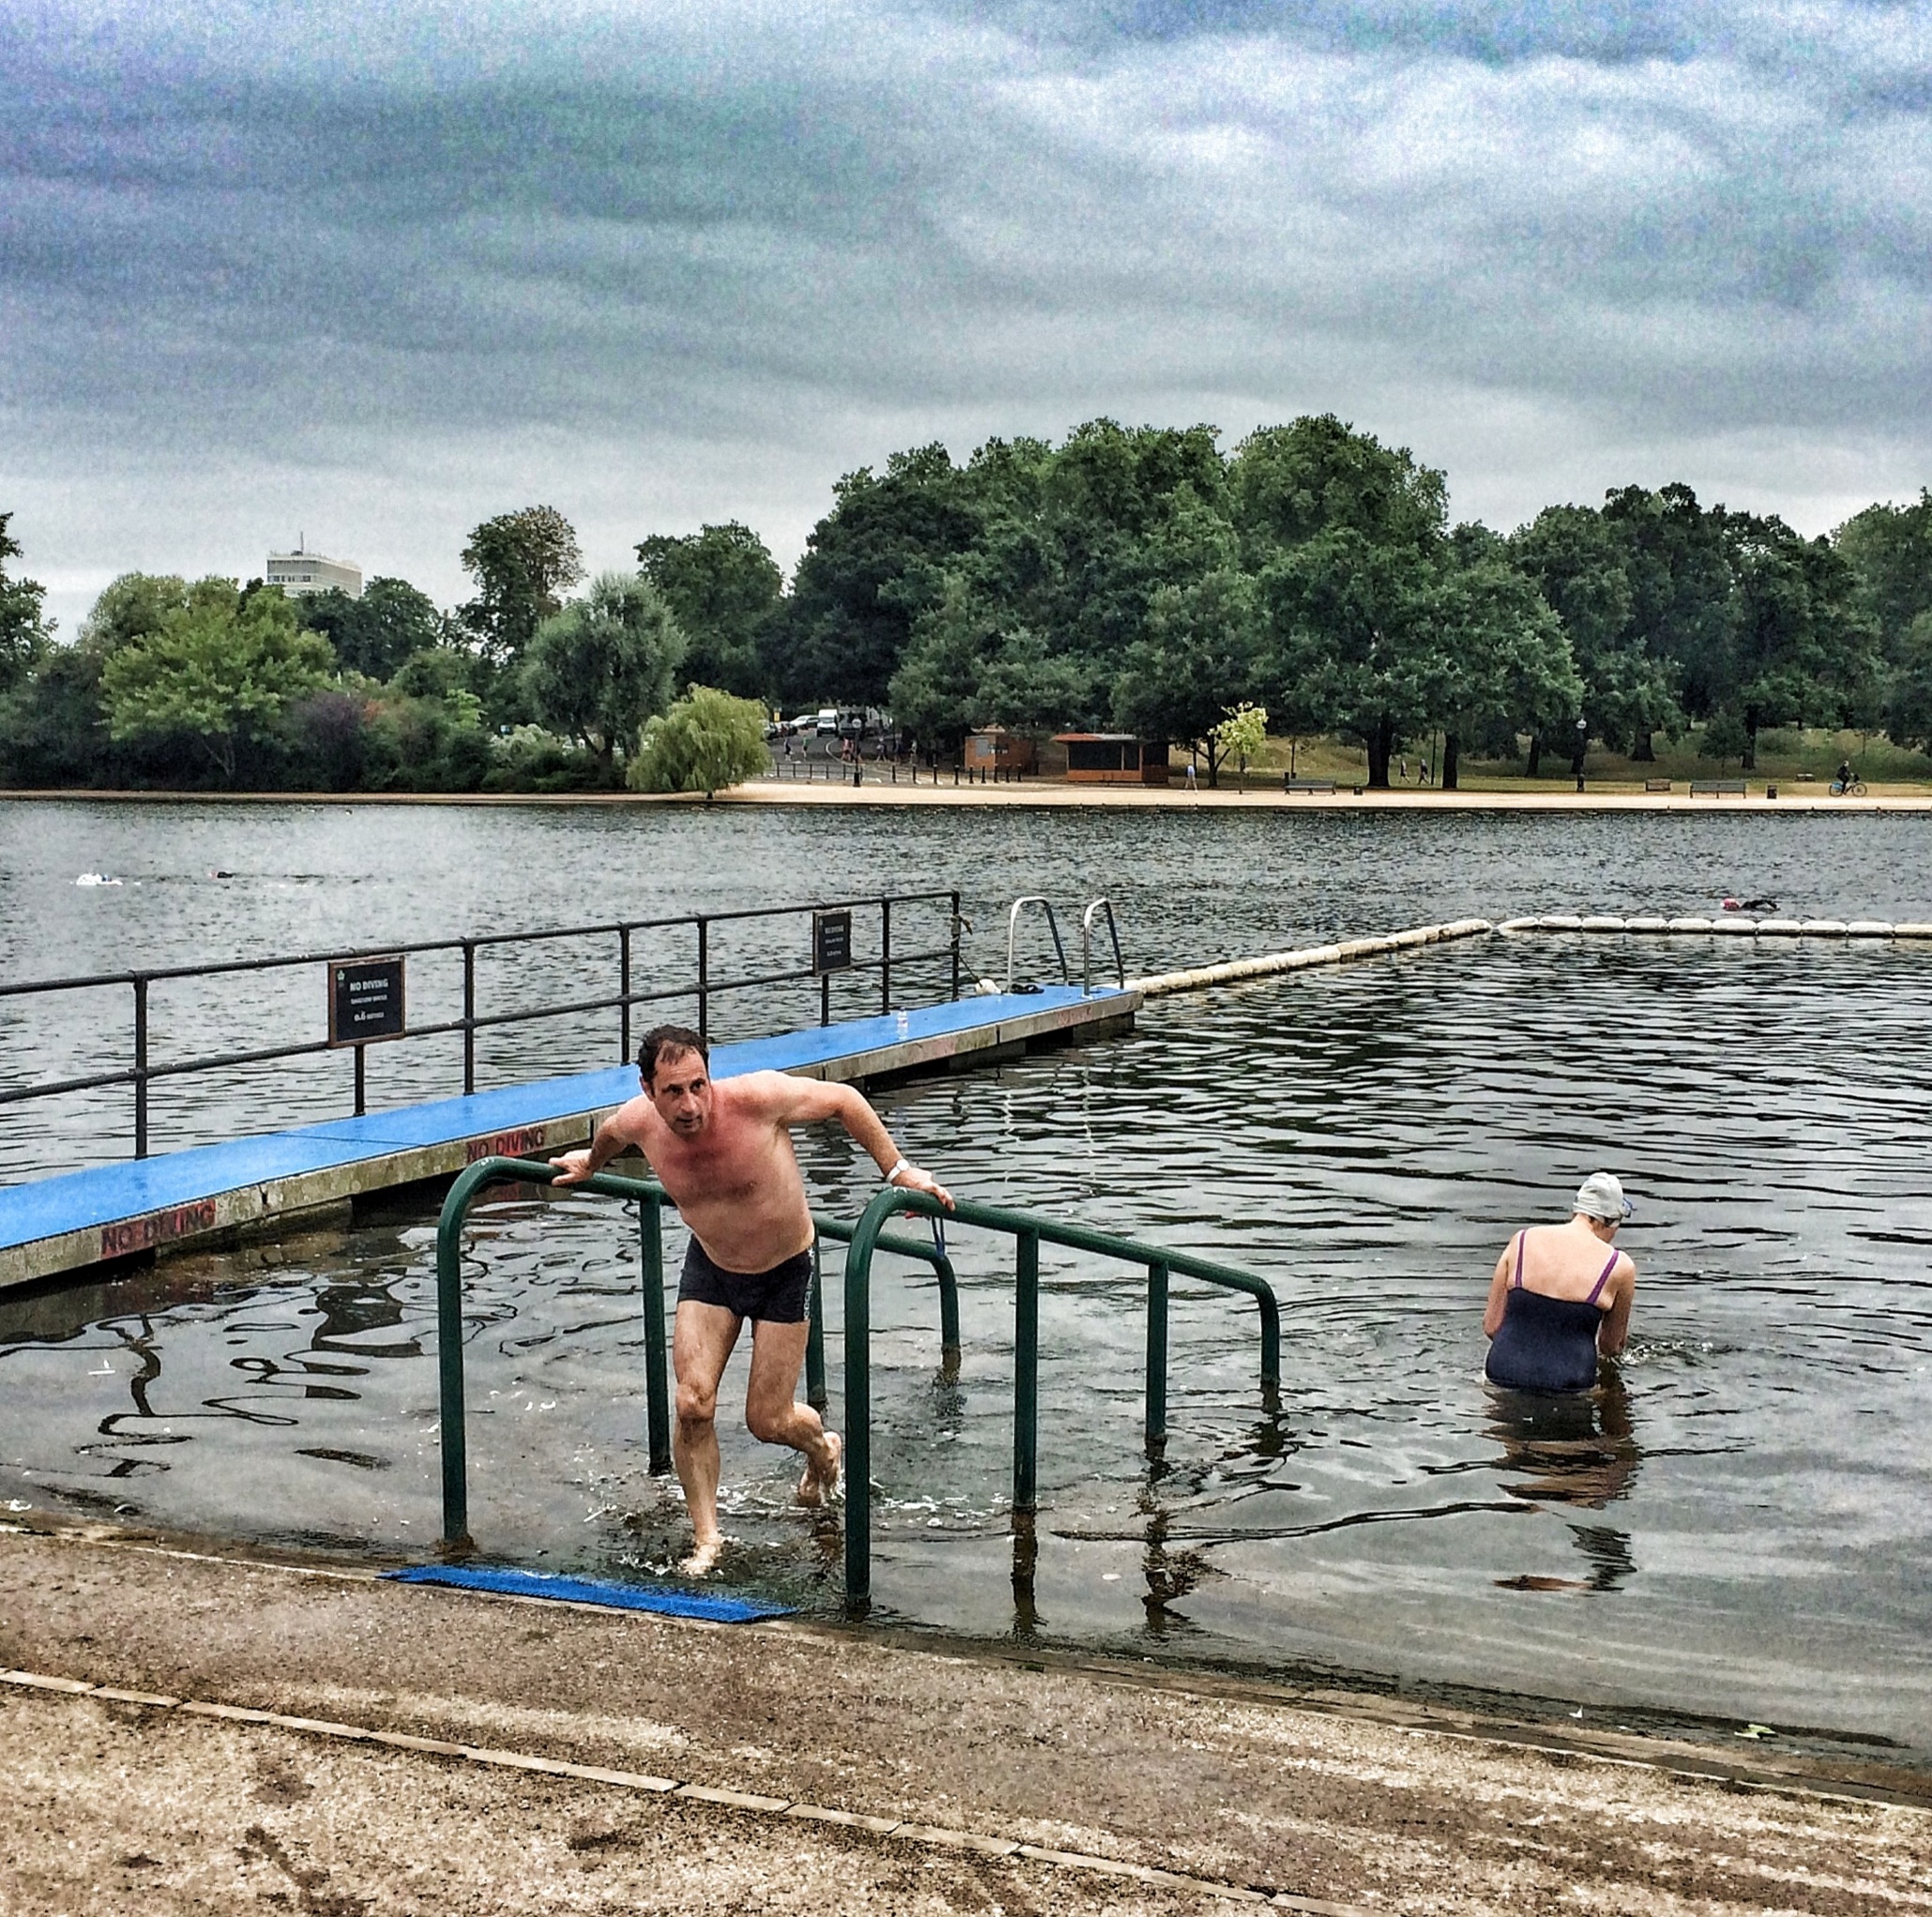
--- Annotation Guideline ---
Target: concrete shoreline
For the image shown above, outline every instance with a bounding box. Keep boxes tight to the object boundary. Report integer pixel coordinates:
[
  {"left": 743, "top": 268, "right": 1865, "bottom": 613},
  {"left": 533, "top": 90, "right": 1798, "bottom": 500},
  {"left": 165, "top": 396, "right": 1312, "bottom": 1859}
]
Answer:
[
  {"left": 6, "top": 782, "right": 1932, "bottom": 812},
  {"left": 5, "top": 1516, "right": 1928, "bottom": 1914}
]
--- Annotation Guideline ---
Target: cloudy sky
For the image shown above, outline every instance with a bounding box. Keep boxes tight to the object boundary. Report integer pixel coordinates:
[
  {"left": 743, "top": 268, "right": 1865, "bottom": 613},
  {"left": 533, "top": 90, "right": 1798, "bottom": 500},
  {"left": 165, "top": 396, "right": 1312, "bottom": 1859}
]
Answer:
[{"left": 6, "top": 0, "right": 1929, "bottom": 636}]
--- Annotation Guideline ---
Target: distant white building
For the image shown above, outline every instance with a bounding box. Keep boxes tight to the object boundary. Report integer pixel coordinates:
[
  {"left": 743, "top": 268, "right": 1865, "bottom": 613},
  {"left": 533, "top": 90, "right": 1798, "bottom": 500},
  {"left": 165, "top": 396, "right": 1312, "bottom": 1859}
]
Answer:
[{"left": 265, "top": 540, "right": 362, "bottom": 598}]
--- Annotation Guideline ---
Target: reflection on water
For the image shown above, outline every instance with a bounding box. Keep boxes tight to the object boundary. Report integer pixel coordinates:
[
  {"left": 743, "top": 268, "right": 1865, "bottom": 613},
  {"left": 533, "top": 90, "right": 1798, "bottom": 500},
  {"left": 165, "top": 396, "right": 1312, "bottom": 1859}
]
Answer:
[
  {"left": 1487, "top": 1368, "right": 1639, "bottom": 1592},
  {"left": 6, "top": 937, "right": 1932, "bottom": 1753}
]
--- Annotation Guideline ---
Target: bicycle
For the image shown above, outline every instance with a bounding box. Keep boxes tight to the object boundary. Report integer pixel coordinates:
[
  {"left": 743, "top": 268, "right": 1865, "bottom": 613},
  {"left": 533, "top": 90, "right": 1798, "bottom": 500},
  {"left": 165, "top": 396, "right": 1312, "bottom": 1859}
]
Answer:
[{"left": 1829, "top": 777, "right": 1868, "bottom": 796}]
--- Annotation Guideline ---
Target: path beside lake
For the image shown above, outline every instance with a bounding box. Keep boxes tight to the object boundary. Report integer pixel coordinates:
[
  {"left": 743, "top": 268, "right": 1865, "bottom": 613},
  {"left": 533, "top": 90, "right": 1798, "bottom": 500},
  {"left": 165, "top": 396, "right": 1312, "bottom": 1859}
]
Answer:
[
  {"left": 5, "top": 1517, "right": 1927, "bottom": 1915},
  {"left": 8, "top": 780, "right": 1932, "bottom": 811}
]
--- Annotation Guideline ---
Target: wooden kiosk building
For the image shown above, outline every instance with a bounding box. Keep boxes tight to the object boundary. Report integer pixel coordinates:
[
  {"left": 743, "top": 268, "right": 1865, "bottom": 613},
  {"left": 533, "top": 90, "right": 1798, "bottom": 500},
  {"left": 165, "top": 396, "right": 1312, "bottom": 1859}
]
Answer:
[{"left": 1053, "top": 733, "right": 1170, "bottom": 786}]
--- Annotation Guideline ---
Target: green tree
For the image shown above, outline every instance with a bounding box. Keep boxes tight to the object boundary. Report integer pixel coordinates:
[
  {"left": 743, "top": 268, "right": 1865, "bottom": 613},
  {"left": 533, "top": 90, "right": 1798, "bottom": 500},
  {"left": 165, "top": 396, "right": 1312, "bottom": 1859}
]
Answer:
[
  {"left": 458, "top": 506, "right": 584, "bottom": 666},
  {"left": 98, "top": 584, "right": 334, "bottom": 781},
  {"left": 0, "top": 514, "right": 53, "bottom": 692},
  {"left": 1721, "top": 511, "right": 1879, "bottom": 768},
  {"left": 1424, "top": 541, "right": 1582, "bottom": 788},
  {"left": 1882, "top": 612, "right": 1932, "bottom": 753},
  {"left": 636, "top": 522, "right": 782, "bottom": 701},
  {"left": 1510, "top": 505, "right": 1681, "bottom": 761},
  {"left": 773, "top": 445, "right": 989, "bottom": 707},
  {"left": 522, "top": 572, "right": 687, "bottom": 768},
  {"left": 1834, "top": 491, "right": 1932, "bottom": 660},
  {"left": 1212, "top": 701, "right": 1268, "bottom": 786},
  {"left": 628, "top": 685, "right": 770, "bottom": 796},
  {"left": 1112, "top": 569, "right": 1261, "bottom": 786},
  {"left": 80, "top": 572, "right": 204, "bottom": 654},
  {"left": 1599, "top": 484, "right": 1732, "bottom": 729},
  {"left": 1240, "top": 418, "right": 1450, "bottom": 787},
  {"left": 8, "top": 574, "right": 262, "bottom": 785},
  {"left": 298, "top": 577, "right": 446, "bottom": 680},
  {"left": 889, "top": 577, "right": 1091, "bottom": 750}
]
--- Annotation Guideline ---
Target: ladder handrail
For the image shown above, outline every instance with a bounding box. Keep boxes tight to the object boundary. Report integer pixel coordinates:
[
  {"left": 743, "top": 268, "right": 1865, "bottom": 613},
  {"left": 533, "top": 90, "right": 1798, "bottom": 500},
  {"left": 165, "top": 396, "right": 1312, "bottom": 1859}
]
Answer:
[
  {"left": 434, "top": 1157, "right": 1281, "bottom": 1618},
  {"left": 1080, "top": 898, "right": 1124, "bottom": 994},
  {"left": 839, "top": 1185, "right": 1280, "bottom": 1608},
  {"left": 433, "top": 1155, "right": 959, "bottom": 1551},
  {"left": 1005, "top": 897, "right": 1069, "bottom": 993}
]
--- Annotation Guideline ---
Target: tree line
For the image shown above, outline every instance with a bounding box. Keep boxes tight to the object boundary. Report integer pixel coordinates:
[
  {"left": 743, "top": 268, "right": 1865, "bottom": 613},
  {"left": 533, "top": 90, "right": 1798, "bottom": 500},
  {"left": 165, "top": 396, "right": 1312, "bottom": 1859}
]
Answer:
[{"left": 3, "top": 415, "right": 1928, "bottom": 792}]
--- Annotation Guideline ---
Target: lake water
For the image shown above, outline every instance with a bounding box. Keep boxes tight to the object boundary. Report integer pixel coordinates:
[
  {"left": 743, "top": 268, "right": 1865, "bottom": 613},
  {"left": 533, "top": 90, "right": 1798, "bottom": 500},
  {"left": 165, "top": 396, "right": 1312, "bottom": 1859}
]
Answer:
[{"left": 3, "top": 800, "right": 1931, "bottom": 1756}]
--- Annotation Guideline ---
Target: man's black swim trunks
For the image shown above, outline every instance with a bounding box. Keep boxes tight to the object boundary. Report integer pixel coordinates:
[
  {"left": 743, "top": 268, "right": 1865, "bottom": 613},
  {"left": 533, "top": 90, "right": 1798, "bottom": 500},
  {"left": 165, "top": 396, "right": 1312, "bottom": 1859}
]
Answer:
[{"left": 678, "top": 1237, "right": 813, "bottom": 1323}]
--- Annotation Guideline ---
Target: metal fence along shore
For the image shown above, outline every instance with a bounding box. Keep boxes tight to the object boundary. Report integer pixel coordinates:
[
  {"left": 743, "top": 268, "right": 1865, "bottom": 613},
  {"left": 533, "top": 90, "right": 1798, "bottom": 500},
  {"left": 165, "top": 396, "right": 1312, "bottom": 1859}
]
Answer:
[{"left": 0, "top": 890, "right": 962, "bottom": 1166}]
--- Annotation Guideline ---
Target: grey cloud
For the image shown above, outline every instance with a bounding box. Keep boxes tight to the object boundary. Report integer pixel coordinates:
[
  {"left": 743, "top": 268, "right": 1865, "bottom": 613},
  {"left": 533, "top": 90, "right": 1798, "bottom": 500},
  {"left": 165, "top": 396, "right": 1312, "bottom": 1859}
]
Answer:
[{"left": 4, "top": 0, "right": 1929, "bottom": 632}]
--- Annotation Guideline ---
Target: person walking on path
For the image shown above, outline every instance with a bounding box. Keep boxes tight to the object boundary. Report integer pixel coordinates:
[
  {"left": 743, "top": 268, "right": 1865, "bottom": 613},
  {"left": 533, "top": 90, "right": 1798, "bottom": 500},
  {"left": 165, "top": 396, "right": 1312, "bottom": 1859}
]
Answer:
[
  {"left": 551, "top": 1025, "right": 953, "bottom": 1576},
  {"left": 1483, "top": 1172, "right": 1637, "bottom": 1392}
]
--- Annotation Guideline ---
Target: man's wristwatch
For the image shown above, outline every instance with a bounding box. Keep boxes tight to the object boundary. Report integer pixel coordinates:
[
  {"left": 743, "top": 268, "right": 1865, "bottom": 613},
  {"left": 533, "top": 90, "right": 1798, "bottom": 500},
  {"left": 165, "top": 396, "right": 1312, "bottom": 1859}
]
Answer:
[{"left": 884, "top": 1157, "right": 913, "bottom": 1185}]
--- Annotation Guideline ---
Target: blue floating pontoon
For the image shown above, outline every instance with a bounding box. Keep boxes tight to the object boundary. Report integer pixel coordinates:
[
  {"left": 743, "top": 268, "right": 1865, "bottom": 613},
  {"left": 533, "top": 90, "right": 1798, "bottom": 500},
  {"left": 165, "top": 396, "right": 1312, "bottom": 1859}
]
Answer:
[{"left": 0, "top": 985, "right": 1136, "bottom": 1291}]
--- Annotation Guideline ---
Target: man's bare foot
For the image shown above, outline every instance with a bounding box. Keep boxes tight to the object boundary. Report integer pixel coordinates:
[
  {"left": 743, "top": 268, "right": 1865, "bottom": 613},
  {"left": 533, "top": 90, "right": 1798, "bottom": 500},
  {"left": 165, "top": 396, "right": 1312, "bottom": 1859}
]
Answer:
[
  {"left": 796, "top": 1430, "right": 842, "bottom": 1507},
  {"left": 680, "top": 1535, "right": 724, "bottom": 1577}
]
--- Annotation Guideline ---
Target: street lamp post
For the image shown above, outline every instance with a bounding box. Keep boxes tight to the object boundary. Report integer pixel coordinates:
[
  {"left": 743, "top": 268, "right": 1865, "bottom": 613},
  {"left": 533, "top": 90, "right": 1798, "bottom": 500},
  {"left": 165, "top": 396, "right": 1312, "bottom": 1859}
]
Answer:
[{"left": 1574, "top": 717, "right": 1589, "bottom": 793}]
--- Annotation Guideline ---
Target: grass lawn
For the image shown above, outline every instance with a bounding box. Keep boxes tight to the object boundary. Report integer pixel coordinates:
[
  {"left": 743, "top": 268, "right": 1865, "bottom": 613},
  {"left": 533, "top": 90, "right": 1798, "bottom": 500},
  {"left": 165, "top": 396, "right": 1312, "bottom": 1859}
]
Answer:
[{"left": 1182, "top": 726, "right": 1932, "bottom": 792}]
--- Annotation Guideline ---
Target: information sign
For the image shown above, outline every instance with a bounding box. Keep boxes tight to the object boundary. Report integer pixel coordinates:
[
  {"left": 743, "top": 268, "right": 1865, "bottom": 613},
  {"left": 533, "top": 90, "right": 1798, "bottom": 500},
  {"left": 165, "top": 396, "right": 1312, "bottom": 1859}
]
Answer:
[
  {"left": 812, "top": 910, "right": 853, "bottom": 975},
  {"left": 328, "top": 956, "right": 407, "bottom": 1047}
]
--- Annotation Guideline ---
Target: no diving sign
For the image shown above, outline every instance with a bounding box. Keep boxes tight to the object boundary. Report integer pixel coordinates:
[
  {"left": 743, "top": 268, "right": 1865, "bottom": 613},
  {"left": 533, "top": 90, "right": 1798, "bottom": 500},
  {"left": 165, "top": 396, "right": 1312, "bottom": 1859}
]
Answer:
[{"left": 328, "top": 956, "right": 407, "bottom": 1047}]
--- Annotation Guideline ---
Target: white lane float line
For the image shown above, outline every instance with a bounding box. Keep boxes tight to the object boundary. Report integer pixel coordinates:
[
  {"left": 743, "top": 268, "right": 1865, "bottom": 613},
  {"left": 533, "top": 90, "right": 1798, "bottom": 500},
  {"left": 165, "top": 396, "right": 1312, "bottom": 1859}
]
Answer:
[
  {"left": 1498, "top": 916, "right": 1932, "bottom": 939},
  {"left": 1128, "top": 918, "right": 1494, "bottom": 996}
]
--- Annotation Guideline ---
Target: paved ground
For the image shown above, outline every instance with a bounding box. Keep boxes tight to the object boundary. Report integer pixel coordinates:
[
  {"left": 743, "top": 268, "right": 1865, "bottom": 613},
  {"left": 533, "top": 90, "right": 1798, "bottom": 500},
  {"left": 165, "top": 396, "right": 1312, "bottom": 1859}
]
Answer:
[
  {"left": 7, "top": 783, "right": 1929, "bottom": 811},
  {"left": 4, "top": 1518, "right": 1931, "bottom": 1915}
]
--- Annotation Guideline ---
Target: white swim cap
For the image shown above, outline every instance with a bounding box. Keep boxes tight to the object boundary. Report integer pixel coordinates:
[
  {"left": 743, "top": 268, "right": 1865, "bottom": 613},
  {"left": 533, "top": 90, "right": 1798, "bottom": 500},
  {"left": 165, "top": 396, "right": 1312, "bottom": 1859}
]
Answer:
[{"left": 1574, "top": 1171, "right": 1633, "bottom": 1221}]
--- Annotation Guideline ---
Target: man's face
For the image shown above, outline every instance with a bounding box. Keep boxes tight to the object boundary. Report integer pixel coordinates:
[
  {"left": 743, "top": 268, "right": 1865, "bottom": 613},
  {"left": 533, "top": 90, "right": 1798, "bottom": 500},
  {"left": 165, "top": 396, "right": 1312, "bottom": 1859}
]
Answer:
[{"left": 646, "top": 1049, "right": 712, "bottom": 1137}]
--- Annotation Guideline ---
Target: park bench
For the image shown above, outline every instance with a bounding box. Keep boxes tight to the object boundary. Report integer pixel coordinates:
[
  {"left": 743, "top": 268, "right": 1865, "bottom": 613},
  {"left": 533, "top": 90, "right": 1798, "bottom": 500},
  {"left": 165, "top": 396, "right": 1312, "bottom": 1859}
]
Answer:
[
  {"left": 1689, "top": 778, "right": 1747, "bottom": 796},
  {"left": 1644, "top": 777, "right": 1672, "bottom": 792},
  {"left": 1282, "top": 777, "right": 1337, "bottom": 793}
]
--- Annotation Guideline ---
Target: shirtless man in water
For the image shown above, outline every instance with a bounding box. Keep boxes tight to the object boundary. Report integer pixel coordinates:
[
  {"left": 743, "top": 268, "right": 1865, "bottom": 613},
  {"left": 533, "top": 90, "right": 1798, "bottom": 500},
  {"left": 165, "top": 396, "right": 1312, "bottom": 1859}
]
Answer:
[{"left": 551, "top": 1024, "right": 952, "bottom": 1576}]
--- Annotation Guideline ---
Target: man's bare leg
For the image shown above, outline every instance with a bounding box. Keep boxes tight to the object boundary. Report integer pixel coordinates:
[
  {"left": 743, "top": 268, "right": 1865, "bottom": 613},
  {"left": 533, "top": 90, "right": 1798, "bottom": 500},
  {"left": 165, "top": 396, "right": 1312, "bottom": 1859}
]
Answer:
[
  {"left": 744, "top": 1319, "right": 841, "bottom": 1504},
  {"left": 672, "top": 1300, "right": 741, "bottom": 1576}
]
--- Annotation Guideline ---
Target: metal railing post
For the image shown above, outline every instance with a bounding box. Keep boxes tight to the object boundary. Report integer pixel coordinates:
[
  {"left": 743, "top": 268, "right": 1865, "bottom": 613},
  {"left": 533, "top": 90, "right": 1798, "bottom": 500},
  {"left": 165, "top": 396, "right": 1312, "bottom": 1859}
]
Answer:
[
  {"left": 935, "top": 1223, "right": 960, "bottom": 1378},
  {"left": 1013, "top": 1229, "right": 1040, "bottom": 1513},
  {"left": 461, "top": 940, "right": 476, "bottom": 1095},
  {"left": 950, "top": 892, "right": 962, "bottom": 1001},
  {"left": 806, "top": 1240, "right": 828, "bottom": 1411},
  {"left": 131, "top": 975, "right": 149, "bottom": 1159},
  {"left": 354, "top": 1043, "right": 367, "bottom": 1117},
  {"left": 696, "top": 917, "right": 710, "bottom": 1042},
  {"left": 841, "top": 1187, "right": 903, "bottom": 1608},
  {"left": 881, "top": 898, "right": 892, "bottom": 1014},
  {"left": 641, "top": 1194, "right": 671, "bottom": 1474},
  {"left": 1145, "top": 1260, "right": 1169, "bottom": 1452},
  {"left": 619, "top": 926, "right": 632, "bottom": 1064},
  {"left": 435, "top": 1157, "right": 509, "bottom": 1552}
]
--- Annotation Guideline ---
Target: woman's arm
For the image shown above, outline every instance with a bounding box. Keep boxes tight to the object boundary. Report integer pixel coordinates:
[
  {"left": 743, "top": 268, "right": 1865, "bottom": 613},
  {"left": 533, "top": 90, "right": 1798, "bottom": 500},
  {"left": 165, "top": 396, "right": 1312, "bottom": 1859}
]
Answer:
[
  {"left": 1482, "top": 1238, "right": 1516, "bottom": 1339},
  {"left": 1597, "top": 1259, "right": 1635, "bottom": 1355}
]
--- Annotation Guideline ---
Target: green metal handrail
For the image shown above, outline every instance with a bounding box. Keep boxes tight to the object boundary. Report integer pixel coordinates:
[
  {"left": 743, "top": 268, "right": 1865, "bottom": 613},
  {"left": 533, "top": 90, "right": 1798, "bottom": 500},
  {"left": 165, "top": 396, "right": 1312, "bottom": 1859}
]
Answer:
[
  {"left": 434, "top": 1158, "right": 1278, "bottom": 1609},
  {"left": 434, "top": 1155, "right": 958, "bottom": 1551},
  {"left": 838, "top": 1187, "right": 1280, "bottom": 1607}
]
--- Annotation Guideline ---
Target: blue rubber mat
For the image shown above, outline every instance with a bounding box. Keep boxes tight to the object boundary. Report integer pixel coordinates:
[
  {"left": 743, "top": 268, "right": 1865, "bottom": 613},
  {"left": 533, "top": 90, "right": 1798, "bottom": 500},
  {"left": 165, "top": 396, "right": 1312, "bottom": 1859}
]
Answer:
[{"left": 382, "top": 1562, "right": 793, "bottom": 1623}]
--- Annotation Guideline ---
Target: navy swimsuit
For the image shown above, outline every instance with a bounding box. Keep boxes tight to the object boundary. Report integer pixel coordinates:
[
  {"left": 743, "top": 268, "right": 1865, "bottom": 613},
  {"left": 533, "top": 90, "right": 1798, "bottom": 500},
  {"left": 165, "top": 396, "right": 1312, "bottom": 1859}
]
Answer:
[{"left": 1485, "top": 1231, "right": 1618, "bottom": 1393}]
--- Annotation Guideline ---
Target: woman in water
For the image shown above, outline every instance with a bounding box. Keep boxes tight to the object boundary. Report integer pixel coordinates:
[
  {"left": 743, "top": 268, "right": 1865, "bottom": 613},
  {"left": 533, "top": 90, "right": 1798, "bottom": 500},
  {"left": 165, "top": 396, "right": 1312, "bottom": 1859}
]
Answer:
[{"left": 1484, "top": 1172, "right": 1636, "bottom": 1392}]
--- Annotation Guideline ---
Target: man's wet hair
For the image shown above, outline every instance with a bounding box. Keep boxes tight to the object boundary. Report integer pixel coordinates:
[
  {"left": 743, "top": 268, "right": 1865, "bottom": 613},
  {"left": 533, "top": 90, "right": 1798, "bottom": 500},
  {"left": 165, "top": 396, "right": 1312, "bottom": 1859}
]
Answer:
[{"left": 637, "top": 1024, "right": 709, "bottom": 1085}]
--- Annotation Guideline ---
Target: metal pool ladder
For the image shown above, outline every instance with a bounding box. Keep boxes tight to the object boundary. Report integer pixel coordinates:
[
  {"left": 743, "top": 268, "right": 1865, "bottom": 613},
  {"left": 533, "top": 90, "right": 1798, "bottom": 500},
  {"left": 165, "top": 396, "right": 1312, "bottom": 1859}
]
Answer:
[
  {"left": 432, "top": 1158, "right": 1280, "bottom": 1614},
  {"left": 1080, "top": 897, "right": 1124, "bottom": 993}
]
